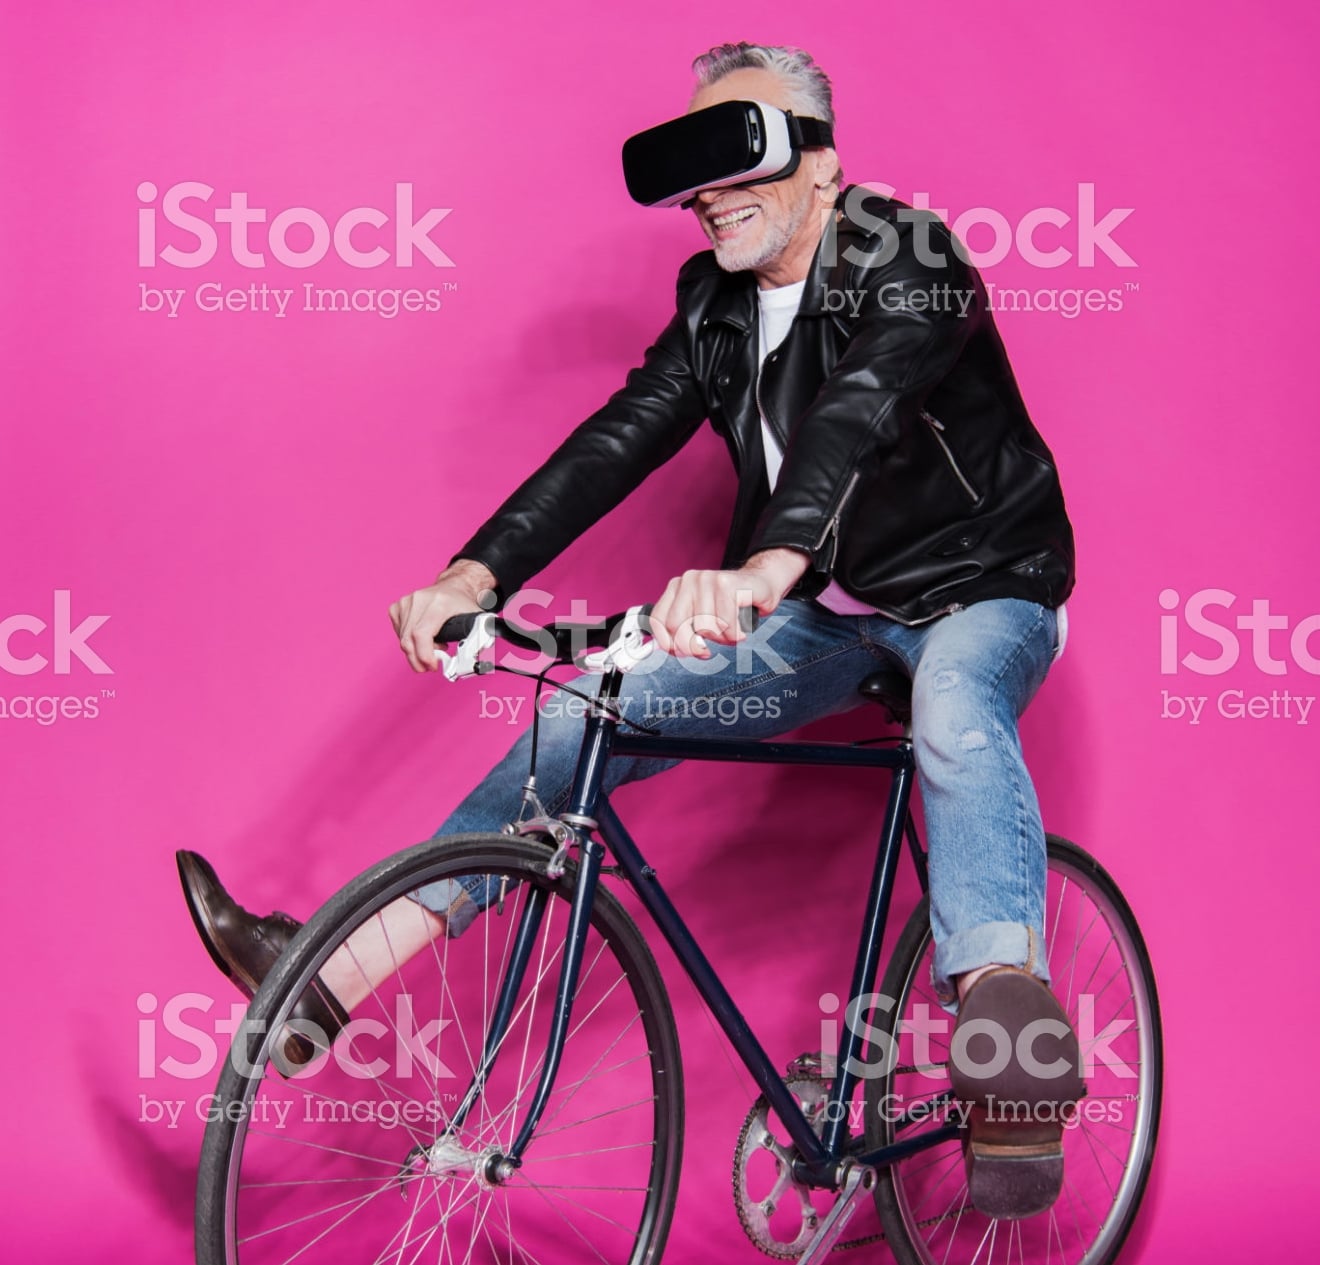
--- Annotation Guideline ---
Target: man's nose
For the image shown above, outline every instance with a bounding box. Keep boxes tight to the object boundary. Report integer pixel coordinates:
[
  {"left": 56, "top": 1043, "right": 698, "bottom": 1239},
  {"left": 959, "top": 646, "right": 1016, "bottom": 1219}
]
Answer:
[{"left": 694, "top": 187, "right": 723, "bottom": 205}]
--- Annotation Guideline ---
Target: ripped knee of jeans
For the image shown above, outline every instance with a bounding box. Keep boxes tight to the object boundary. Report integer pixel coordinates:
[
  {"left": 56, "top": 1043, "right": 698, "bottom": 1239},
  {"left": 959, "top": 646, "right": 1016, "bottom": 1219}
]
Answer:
[{"left": 931, "top": 667, "right": 961, "bottom": 693}]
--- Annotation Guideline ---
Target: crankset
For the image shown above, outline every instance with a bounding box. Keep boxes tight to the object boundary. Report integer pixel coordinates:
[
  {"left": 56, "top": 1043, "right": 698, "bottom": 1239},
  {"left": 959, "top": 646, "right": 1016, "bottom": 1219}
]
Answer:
[{"left": 732, "top": 1060, "right": 884, "bottom": 1259}]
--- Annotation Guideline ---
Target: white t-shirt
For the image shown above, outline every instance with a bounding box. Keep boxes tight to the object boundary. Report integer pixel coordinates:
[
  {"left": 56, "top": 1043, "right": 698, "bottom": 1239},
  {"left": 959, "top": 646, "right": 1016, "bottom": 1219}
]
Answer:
[{"left": 757, "top": 281, "right": 877, "bottom": 616}]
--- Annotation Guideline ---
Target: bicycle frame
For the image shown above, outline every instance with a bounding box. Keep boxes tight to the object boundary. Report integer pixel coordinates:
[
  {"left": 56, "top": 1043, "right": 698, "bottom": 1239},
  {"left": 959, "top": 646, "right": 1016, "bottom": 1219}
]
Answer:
[{"left": 477, "top": 663, "right": 960, "bottom": 1189}]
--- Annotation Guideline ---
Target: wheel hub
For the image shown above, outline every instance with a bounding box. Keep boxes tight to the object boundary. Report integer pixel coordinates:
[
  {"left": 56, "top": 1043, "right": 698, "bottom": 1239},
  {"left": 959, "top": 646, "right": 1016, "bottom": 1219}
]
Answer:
[{"left": 397, "top": 1137, "right": 512, "bottom": 1193}]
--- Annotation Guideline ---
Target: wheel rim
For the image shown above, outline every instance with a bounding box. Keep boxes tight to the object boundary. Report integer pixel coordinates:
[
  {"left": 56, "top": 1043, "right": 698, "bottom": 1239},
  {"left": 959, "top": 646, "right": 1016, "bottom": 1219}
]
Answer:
[
  {"left": 872, "top": 845, "right": 1161, "bottom": 1264},
  {"left": 204, "top": 849, "right": 678, "bottom": 1265}
]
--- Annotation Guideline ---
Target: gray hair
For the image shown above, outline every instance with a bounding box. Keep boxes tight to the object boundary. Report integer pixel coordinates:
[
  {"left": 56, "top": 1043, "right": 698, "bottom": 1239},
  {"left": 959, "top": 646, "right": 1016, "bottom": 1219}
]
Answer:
[{"left": 691, "top": 42, "right": 836, "bottom": 127}]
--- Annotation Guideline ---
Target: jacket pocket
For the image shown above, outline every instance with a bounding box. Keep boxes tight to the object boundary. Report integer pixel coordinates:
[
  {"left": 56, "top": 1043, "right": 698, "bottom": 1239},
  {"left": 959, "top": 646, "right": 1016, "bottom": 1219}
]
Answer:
[
  {"left": 1008, "top": 548, "right": 1061, "bottom": 605},
  {"left": 920, "top": 409, "right": 982, "bottom": 505}
]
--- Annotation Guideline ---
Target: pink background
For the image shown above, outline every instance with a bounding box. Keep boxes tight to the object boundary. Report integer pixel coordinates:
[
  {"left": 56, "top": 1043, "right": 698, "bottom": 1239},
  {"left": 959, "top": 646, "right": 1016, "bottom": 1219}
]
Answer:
[{"left": 3, "top": 1, "right": 1317, "bottom": 1259}]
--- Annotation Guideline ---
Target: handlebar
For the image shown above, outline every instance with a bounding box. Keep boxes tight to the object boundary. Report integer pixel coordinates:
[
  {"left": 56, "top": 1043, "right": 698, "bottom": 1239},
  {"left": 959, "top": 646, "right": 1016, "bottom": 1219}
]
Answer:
[{"left": 432, "top": 603, "right": 761, "bottom": 679}]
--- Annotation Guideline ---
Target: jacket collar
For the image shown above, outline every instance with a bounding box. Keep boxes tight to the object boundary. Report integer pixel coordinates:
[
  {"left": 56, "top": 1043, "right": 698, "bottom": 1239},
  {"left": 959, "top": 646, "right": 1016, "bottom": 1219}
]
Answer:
[{"left": 704, "top": 270, "right": 756, "bottom": 332}]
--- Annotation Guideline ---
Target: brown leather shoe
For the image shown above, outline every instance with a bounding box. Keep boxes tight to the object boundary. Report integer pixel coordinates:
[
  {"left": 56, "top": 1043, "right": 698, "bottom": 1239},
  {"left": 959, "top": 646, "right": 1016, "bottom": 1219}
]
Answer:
[
  {"left": 176, "top": 850, "right": 347, "bottom": 1066},
  {"left": 176, "top": 850, "right": 301, "bottom": 996},
  {"left": 950, "top": 966, "right": 1086, "bottom": 1219}
]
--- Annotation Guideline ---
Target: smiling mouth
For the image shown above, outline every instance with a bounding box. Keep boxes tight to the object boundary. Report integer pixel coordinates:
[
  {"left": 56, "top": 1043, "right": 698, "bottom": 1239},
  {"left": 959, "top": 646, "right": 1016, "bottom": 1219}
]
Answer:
[{"left": 708, "top": 205, "right": 759, "bottom": 238}]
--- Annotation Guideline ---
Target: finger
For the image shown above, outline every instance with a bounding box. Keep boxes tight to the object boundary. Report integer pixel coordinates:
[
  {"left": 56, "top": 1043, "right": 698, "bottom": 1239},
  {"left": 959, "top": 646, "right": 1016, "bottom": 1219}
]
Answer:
[
  {"left": 724, "top": 582, "right": 758, "bottom": 641},
  {"left": 400, "top": 625, "right": 424, "bottom": 673},
  {"left": 390, "top": 596, "right": 410, "bottom": 636},
  {"left": 690, "top": 574, "right": 717, "bottom": 651},
  {"left": 422, "top": 602, "right": 451, "bottom": 672},
  {"left": 693, "top": 574, "right": 737, "bottom": 653},
  {"left": 400, "top": 602, "right": 433, "bottom": 672},
  {"left": 660, "top": 573, "right": 723, "bottom": 657},
  {"left": 411, "top": 626, "right": 438, "bottom": 673},
  {"left": 688, "top": 609, "right": 726, "bottom": 657},
  {"left": 666, "top": 586, "right": 701, "bottom": 658},
  {"left": 649, "top": 579, "right": 680, "bottom": 654}
]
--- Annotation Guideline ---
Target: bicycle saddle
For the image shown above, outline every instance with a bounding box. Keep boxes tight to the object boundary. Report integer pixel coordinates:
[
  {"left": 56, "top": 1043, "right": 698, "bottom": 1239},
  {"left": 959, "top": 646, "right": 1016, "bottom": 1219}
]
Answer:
[{"left": 857, "top": 669, "right": 912, "bottom": 726}]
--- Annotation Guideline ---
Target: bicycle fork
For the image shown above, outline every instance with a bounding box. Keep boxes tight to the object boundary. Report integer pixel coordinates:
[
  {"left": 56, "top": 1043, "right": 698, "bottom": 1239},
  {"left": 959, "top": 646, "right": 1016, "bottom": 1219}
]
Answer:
[
  {"left": 419, "top": 690, "right": 623, "bottom": 1183},
  {"left": 401, "top": 833, "right": 606, "bottom": 1186}
]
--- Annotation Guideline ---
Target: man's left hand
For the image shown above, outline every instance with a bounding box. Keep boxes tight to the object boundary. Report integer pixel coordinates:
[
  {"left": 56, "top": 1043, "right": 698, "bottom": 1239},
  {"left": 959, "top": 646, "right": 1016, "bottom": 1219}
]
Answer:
[{"left": 648, "top": 548, "right": 810, "bottom": 658}]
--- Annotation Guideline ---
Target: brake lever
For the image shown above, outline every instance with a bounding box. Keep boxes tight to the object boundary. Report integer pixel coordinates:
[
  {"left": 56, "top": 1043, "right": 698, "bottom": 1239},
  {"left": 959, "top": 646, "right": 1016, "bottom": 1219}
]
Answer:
[
  {"left": 580, "top": 605, "right": 653, "bottom": 674},
  {"left": 579, "top": 604, "right": 760, "bottom": 674},
  {"left": 434, "top": 613, "right": 497, "bottom": 680}
]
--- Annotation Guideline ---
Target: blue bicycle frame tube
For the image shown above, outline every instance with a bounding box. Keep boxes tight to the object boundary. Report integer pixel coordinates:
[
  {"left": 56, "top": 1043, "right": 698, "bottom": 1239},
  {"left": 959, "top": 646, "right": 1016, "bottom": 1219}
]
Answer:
[
  {"left": 448, "top": 885, "right": 548, "bottom": 1134},
  {"left": 820, "top": 757, "right": 911, "bottom": 1158},
  {"left": 505, "top": 684, "right": 626, "bottom": 1162},
  {"left": 496, "top": 667, "right": 949, "bottom": 1182},
  {"left": 596, "top": 795, "right": 832, "bottom": 1177},
  {"left": 507, "top": 836, "right": 609, "bottom": 1160}
]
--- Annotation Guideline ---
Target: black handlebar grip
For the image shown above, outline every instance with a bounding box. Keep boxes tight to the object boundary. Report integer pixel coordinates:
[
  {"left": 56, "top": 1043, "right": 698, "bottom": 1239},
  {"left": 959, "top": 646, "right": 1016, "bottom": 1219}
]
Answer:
[
  {"left": 635, "top": 603, "right": 759, "bottom": 636},
  {"left": 435, "top": 611, "right": 482, "bottom": 644},
  {"left": 435, "top": 603, "right": 761, "bottom": 653}
]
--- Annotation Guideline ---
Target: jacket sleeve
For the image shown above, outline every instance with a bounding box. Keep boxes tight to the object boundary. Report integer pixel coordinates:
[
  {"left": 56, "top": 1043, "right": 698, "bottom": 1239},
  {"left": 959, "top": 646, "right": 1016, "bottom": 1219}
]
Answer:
[
  {"left": 451, "top": 306, "right": 708, "bottom": 597},
  {"left": 745, "top": 218, "right": 981, "bottom": 575}
]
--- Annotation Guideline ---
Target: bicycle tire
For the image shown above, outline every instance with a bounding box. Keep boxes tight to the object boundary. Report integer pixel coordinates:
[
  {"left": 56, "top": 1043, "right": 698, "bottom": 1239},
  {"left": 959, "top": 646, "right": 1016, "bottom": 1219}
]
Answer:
[
  {"left": 864, "top": 835, "right": 1162, "bottom": 1265},
  {"left": 195, "top": 833, "right": 684, "bottom": 1265}
]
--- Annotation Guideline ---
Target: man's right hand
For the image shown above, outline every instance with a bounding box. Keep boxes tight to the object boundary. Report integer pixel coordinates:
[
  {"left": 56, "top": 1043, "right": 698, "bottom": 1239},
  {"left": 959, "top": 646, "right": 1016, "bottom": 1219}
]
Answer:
[{"left": 389, "top": 559, "right": 499, "bottom": 673}]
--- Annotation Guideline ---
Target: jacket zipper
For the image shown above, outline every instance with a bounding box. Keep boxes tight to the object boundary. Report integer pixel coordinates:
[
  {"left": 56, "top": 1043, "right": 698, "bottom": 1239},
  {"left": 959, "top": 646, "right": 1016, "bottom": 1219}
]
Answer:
[
  {"left": 812, "top": 468, "right": 861, "bottom": 570},
  {"left": 755, "top": 354, "right": 788, "bottom": 451},
  {"left": 808, "top": 470, "right": 963, "bottom": 623},
  {"left": 920, "top": 409, "right": 981, "bottom": 503},
  {"left": 754, "top": 353, "right": 966, "bottom": 602}
]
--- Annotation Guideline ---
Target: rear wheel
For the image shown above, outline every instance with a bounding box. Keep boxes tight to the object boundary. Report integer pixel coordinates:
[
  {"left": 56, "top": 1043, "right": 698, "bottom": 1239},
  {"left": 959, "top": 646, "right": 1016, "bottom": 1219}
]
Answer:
[
  {"left": 196, "top": 833, "right": 684, "bottom": 1265},
  {"left": 865, "top": 836, "right": 1162, "bottom": 1265}
]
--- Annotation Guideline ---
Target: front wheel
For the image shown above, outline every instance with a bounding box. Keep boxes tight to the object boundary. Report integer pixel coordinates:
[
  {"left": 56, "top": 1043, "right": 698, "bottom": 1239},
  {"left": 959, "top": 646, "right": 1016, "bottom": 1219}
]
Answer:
[
  {"left": 195, "top": 834, "right": 684, "bottom": 1265},
  {"left": 865, "top": 835, "right": 1162, "bottom": 1265}
]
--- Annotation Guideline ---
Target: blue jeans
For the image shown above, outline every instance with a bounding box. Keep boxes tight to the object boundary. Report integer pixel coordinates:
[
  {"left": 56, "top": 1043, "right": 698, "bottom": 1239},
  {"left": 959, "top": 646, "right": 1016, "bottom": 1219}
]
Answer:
[{"left": 416, "top": 597, "right": 1061, "bottom": 1005}]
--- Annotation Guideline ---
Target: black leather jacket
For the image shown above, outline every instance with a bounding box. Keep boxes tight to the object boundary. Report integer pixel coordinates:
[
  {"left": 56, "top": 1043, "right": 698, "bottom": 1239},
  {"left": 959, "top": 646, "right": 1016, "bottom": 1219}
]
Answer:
[{"left": 456, "top": 187, "right": 1074, "bottom": 624}]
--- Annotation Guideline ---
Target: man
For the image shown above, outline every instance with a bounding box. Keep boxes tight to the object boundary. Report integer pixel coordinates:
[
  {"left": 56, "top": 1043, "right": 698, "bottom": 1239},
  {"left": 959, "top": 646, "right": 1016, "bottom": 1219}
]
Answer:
[{"left": 179, "top": 42, "right": 1083, "bottom": 1218}]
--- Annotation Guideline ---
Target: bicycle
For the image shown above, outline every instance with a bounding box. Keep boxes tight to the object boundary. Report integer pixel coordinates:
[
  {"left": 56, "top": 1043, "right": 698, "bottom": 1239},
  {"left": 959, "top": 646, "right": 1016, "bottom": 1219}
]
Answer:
[{"left": 195, "top": 605, "right": 1162, "bottom": 1265}]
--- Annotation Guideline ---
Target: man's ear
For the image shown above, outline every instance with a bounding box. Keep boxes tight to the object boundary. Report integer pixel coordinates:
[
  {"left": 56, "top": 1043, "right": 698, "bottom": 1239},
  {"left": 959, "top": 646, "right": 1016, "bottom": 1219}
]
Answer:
[{"left": 812, "top": 149, "right": 841, "bottom": 202}]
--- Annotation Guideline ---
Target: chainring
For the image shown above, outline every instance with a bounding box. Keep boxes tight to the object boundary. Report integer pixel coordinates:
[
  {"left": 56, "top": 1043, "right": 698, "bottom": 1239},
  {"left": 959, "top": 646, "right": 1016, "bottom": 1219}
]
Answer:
[{"left": 732, "top": 1074, "right": 835, "bottom": 1259}]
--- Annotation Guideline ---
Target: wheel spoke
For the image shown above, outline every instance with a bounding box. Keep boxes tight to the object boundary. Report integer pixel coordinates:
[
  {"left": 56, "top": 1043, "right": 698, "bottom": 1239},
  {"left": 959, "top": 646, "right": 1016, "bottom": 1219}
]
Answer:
[
  {"left": 199, "top": 839, "right": 682, "bottom": 1264},
  {"left": 867, "top": 839, "right": 1161, "bottom": 1265}
]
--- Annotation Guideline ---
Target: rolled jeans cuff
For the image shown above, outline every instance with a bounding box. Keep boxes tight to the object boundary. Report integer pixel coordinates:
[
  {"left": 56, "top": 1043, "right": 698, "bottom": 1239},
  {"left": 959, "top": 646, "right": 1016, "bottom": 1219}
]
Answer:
[
  {"left": 409, "top": 874, "right": 495, "bottom": 937},
  {"left": 931, "top": 921, "right": 1048, "bottom": 1013}
]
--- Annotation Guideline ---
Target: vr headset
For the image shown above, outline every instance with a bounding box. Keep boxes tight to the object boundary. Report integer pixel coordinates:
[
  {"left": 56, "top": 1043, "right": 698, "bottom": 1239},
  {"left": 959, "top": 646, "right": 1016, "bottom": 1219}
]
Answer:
[{"left": 622, "top": 99, "right": 834, "bottom": 208}]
